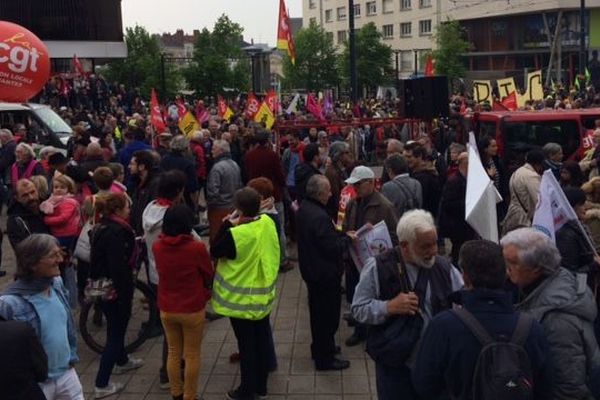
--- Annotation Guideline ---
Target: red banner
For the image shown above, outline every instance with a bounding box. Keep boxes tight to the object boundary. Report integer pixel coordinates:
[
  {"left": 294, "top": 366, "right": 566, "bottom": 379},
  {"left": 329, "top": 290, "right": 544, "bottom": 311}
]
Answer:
[
  {"left": 0, "top": 21, "right": 50, "bottom": 102},
  {"left": 73, "top": 54, "right": 85, "bottom": 76},
  {"left": 150, "top": 89, "right": 166, "bottom": 133},
  {"left": 245, "top": 93, "right": 260, "bottom": 118},
  {"left": 265, "top": 89, "right": 278, "bottom": 113},
  {"left": 424, "top": 54, "right": 434, "bottom": 77},
  {"left": 501, "top": 91, "right": 518, "bottom": 111},
  {"left": 176, "top": 98, "right": 187, "bottom": 119},
  {"left": 306, "top": 93, "right": 325, "bottom": 121},
  {"left": 277, "top": 0, "right": 296, "bottom": 64}
]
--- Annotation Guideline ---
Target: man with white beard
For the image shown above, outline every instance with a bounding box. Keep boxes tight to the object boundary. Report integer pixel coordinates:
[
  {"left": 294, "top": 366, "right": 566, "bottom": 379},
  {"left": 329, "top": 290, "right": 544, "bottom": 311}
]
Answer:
[{"left": 351, "top": 209, "right": 463, "bottom": 400}]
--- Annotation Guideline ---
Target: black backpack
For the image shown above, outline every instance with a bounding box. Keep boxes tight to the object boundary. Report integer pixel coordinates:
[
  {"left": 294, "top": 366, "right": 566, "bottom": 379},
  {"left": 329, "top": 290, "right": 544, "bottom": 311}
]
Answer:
[{"left": 452, "top": 308, "right": 535, "bottom": 400}]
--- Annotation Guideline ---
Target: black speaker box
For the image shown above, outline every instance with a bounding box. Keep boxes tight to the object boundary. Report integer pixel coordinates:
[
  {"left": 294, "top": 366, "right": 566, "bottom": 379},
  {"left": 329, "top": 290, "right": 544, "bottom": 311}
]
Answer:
[{"left": 399, "top": 76, "right": 449, "bottom": 119}]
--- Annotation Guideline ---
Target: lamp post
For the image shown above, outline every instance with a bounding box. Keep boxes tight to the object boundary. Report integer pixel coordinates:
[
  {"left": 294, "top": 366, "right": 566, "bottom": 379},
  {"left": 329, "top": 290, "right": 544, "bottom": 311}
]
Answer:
[
  {"left": 348, "top": 0, "right": 358, "bottom": 102},
  {"left": 392, "top": 50, "right": 401, "bottom": 92},
  {"left": 580, "top": 0, "right": 586, "bottom": 74}
]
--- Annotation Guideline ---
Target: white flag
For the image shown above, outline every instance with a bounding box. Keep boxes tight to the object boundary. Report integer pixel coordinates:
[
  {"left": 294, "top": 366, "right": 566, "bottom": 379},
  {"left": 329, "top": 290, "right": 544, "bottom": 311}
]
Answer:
[
  {"left": 286, "top": 93, "right": 300, "bottom": 115},
  {"left": 465, "top": 132, "right": 503, "bottom": 242},
  {"left": 532, "top": 169, "right": 579, "bottom": 242}
]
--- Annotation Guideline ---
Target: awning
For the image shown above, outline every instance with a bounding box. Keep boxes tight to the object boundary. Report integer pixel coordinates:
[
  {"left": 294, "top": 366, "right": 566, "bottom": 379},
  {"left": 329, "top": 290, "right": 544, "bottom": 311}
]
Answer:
[{"left": 44, "top": 41, "right": 127, "bottom": 59}]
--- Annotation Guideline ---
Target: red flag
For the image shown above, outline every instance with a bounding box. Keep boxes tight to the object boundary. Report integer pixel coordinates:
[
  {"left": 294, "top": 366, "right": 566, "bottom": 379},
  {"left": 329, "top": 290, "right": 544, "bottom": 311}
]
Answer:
[
  {"left": 265, "top": 90, "right": 278, "bottom": 113},
  {"left": 175, "top": 99, "right": 187, "bottom": 119},
  {"left": 492, "top": 101, "right": 508, "bottom": 111},
  {"left": 194, "top": 101, "right": 210, "bottom": 124},
  {"left": 73, "top": 55, "right": 85, "bottom": 76},
  {"left": 150, "top": 89, "right": 166, "bottom": 133},
  {"left": 60, "top": 77, "right": 70, "bottom": 96},
  {"left": 501, "top": 91, "right": 518, "bottom": 111},
  {"left": 277, "top": 0, "right": 296, "bottom": 65},
  {"left": 217, "top": 96, "right": 234, "bottom": 121},
  {"left": 306, "top": 93, "right": 325, "bottom": 121},
  {"left": 424, "top": 54, "right": 434, "bottom": 77},
  {"left": 245, "top": 93, "right": 260, "bottom": 118},
  {"left": 459, "top": 99, "right": 467, "bottom": 115}
]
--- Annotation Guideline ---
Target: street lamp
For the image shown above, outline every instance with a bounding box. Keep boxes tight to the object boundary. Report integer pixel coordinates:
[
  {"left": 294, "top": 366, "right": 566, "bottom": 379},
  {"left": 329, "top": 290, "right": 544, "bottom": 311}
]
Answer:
[
  {"left": 392, "top": 50, "right": 401, "bottom": 92},
  {"left": 242, "top": 45, "right": 263, "bottom": 93}
]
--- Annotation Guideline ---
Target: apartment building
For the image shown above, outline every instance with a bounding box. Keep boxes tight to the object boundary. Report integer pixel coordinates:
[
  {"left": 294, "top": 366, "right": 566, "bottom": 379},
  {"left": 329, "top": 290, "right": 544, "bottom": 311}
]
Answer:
[{"left": 303, "top": 0, "right": 600, "bottom": 80}]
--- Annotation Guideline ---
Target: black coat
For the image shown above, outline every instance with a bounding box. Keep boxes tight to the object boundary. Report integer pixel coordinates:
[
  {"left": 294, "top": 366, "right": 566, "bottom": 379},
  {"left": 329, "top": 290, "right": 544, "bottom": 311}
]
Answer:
[
  {"left": 130, "top": 170, "right": 160, "bottom": 235},
  {"left": 556, "top": 220, "right": 596, "bottom": 274},
  {"left": 294, "top": 162, "right": 321, "bottom": 202},
  {"left": 412, "top": 168, "right": 441, "bottom": 218},
  {"left": 90, "top": 218, "right": 136, "bottom": 302},
  {"left": 0, "top": 320, "right": 48, "bottom": 400},
  {"left": 439, "top": 173, "right": 476, "bottom": 242},
  {"left": 296, "top": 198, "right": 350, "bottom": 284},
  {"left": 6, "top": 201, "right": 49, "bottom": 249}
]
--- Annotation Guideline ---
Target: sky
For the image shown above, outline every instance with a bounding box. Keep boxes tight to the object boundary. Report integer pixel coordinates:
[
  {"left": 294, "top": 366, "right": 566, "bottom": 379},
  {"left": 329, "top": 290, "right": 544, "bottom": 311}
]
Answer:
[{"left": 121, "top": 0, "right": 303, "bottom": 46}]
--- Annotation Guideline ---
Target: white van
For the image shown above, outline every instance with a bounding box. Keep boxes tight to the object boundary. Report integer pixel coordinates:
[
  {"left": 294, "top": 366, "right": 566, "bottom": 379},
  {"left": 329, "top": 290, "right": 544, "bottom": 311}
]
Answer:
[{"left": 0, "top": 103, "right": 71, "bottom": 148}]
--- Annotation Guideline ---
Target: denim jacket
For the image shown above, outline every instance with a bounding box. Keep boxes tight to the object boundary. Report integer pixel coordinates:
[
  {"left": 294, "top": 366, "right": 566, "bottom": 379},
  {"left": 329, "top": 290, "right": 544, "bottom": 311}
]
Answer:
[{"left": 0, "top": 277, "right": 79, "bottom": 365}]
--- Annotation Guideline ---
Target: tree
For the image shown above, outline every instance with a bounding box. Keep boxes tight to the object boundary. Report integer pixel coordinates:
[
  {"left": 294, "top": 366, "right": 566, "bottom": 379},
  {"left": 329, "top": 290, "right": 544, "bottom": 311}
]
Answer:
[
  {"left": 184, "top": 14, "right": 250, "bottom": 98},
  {"left": 432, "top": 19, "right": 470, "bottom": 81},
  {"left": 104, "top": 25, "right": 182, "bottom": 99},
  {"left": 282, "top": 21, "right": 339, "bottom": 91},
  {"left": 339, "top": 22, "right": 393, "bottom": 95}
]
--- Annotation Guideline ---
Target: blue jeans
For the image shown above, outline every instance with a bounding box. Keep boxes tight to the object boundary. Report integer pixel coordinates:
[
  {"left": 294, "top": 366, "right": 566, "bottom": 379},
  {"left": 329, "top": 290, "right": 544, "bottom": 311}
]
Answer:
[
  {"left": 375, "top": 362, "right": 417, "bottom": 400},
  {"left": 95, "top": 299, "right": 132, "bottom": 388}
]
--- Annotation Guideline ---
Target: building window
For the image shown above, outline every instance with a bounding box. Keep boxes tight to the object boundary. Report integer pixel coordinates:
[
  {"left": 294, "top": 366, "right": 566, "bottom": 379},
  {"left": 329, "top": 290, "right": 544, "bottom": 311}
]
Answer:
[
  {"left": 337, "top": 30, "right": 347, "bottom": 44},
  {"left": 326, "top": 31, "right": 334, "bottom": 42},
  {"left": 401, "top": 0, "right": 411, "bottom": 10},
  {"left": 400, "top": 50, "right": 413, "bottom": 71},
  {"left": 419, "top": 0, "right": 431, "bottom": 7},
  {"left": 309, "top": 17, "right": 317, "bottom": 26},
  {"left": 325, "top": 9, "right": 333, "bottom": 22},
  {"left": 309, "top": 0, "right": 316, "bottom": 9},
  {"left": 400, "top": 22, "right": 412, "bottom": 37},
  {"left": 382, "top": 24, "right": 394, "bottom": 39},
  {"left": 383, "top": 0, "right": 394, "bottom": 13},
  {"left": 353, "top": 3, "right": 361, "bottom": 17},
  {"left": 366, "top": 1, "right": 377, "bottom": 15},
  {"left": 419, "top": 20, "right": 432, "bottom": 35},
  {"left": 337, "top": 6, "right": 347, "bottom": 20}
]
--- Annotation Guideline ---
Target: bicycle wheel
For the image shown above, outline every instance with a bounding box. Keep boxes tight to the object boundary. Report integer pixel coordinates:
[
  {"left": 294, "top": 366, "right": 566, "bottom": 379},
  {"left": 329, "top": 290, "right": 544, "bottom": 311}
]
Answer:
[{"left": 79, "top": 280, "right": 159, "bottom": 354}]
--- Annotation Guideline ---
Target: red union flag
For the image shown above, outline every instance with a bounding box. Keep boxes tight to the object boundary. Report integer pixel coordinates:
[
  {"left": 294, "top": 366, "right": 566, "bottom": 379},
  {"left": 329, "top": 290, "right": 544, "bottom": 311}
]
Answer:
[
  {"left": 265, "top": 89, "right": 278, "bottom": 113},
  {"left": 501, "top": 91, "right": 518, "bottom": 111},
  {"left": 73, "top": 54, "right": 85, "bottom": 76},
  {"left": 424, "top": 54, "right": 434, "bottom": 77},
  {"left": 150, "top": 89, "right": 166, "bottom": 132},
  {"left": 245, "top": 93, "right": 260, "bottom": 118},
  {"left": 277, "top": 0, "right": 296, "bottom": 65}
]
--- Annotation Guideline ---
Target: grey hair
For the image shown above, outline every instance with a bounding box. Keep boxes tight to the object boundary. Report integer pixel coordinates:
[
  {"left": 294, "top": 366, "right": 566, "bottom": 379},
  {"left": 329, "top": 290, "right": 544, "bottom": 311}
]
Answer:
[
  {"left": 542, "top": 142, "right": 562, "bottom": 158},
  {"left": 500, "top": 228, "right": 561, "bottom": 275},
  {"left": 15, "top": 234, "right": 59, "bottom": 281},
  {"left": 190, "top": 130, "right": 203, "bottom": 142},
  {"left": 306, "top": 174, "right": 329, "bottom": 201},
  {"left": 329, "top": 141, "right": 350, "bottom": 162},
  {"left": 15, "top": 142, "right": 35, "bottom": 159},
  {"left": 396, "top": 209, "right": 436, "bottom": 244},
  {"left": 0, "top": 128, "right": 13, "bottom": 139},
  {"left": 449, "top": 142, "right": 466, "bottom": 153},
  {"left": 213, "top": 139, "right": 230, "bottom": 153},
  {"left": 170, "top": 135, "right": 189, "bottom": 152},
  {"left": 386, "top": 139, "right": 404, "bottom": 154},
  {"left": 39, "top": 146, "right": 57, "bottom": 159}
]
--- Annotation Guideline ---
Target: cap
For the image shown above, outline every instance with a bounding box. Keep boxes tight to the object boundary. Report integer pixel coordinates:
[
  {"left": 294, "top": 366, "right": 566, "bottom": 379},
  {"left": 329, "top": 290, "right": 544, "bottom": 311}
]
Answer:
[{"left": 345, "top": 166, "right": 375, "bottom": 184}]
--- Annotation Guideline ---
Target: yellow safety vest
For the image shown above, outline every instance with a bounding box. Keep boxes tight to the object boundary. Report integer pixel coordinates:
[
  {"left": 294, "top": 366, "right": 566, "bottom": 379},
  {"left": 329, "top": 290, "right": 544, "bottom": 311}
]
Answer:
[{"left": 211, "top": 214, "right": 280, "bottom": 320}]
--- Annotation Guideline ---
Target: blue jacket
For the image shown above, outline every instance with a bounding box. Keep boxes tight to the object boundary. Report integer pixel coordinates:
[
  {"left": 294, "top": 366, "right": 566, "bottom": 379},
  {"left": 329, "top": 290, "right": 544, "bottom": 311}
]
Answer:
[
  {"left": 412, "top": 289, "right": 552, "bottom": 399},
  {"left": 0, "top": 277, "right": 79, "bottom": 366},
  {"left": 118, "top": 140, "right": 152, "bottom": 169}
]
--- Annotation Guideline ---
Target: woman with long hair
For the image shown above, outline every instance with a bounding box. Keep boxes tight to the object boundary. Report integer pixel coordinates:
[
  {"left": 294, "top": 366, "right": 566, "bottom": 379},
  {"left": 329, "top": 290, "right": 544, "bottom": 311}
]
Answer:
[{"left": 90, "top": 193, "right": 143, "bottom": 398}]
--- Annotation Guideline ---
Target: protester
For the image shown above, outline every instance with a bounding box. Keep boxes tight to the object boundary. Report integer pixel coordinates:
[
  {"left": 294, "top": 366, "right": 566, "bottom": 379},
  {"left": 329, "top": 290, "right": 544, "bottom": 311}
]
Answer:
[
  {"left": 0, "top": 234, "right": 83, "bottom": 400},
  {"left": 404, "top": 142, "right": 441, "bottom": 218},
  {"left": 380, "top": 154, "right": 422, "bottom": 218},
  {"left": 7, "top": 179, "right": 49, "bottom": 248},
  {"left": 211, "top": 188, "right": 280, "bottom": 400},
  {"left": 501, "top": 228, "right": 600, "bottom": 399},
  {"left": 206, "top": 139, "right": 243, "bottom": 245},
  {"left": 160, "top": 135, "right": 199, "bottom": 212},
  {"left": 381, "top": 139, "right": 404, "bottom": 183},
  {"left": 11, "top": 143, "right": 44, "bottom": 190},
  {"left": 90, "top": 193, "right": 143, "bottom": 398},
  {"left": 325, "top": 141, "right": 353, "bottom": 218},
  {"left": 40, "top": 175, "right": 81, "bottom": 250},
  {"left": 352, "top": 210, "right": 463, "bottom": 400},
  {"left": 294, "top": 143, "right": 323, "bottom": 202},
  {"left": 153, "top": 204, "right": 214, "bottom": 400},
  {"left": 296, "top": 175, "right": 352, "bottom": 370},
  {"left": 128, "top": 150, "right": 160, "bottom": 235},
  {"left": 542, "top": 142, "right": 564, "bottom": 180},
  {"left": 412, "top": 240, "right": 552, "bottom": 399},
  {"left": 559, "top": 160, "right": 586, "bottom": 188}
]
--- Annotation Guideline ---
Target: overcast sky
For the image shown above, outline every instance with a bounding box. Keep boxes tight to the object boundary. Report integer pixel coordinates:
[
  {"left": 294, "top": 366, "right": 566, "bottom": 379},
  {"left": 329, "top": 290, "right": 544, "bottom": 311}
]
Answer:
[{"left": 121, "top": 0, "right": 303, "bottom": 46}]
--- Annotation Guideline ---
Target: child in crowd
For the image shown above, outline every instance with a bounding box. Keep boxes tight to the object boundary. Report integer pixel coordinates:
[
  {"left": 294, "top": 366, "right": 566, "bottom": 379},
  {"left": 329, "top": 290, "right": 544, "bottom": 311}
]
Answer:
[{"left": 40, "top": 174, "right": 81, "bottom": 249}]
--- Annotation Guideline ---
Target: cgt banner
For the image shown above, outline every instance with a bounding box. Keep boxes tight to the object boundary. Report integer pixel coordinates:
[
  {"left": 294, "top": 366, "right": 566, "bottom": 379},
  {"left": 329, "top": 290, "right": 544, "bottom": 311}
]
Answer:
[
  {"left": 0, "top": 21, "right": 50, "bottom": 102},
  {"left": 472, "top": 70, "right": 544, "bottom": 106}
]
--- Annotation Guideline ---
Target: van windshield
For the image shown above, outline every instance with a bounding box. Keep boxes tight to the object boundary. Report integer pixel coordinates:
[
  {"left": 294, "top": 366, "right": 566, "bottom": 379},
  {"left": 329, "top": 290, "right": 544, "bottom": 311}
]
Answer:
[
  {"left": 503, "top": 120, "right": 580, "bottom": 171},
  {"left": 32, "top": 107, "right": 72, "bottom": 134}
]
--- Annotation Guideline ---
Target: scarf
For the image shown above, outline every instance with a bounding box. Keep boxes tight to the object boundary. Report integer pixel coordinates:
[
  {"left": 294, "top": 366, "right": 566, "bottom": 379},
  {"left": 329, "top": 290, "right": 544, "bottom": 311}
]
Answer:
[{"left": 3, "top": 277, "right": 54, "bottom": 297}]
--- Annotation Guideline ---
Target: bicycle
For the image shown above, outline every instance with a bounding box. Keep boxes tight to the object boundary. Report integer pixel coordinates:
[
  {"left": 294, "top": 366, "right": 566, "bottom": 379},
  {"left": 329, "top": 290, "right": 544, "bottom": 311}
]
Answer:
[{"left": 79, "top": 238, "right": 159, "bottom": 354}]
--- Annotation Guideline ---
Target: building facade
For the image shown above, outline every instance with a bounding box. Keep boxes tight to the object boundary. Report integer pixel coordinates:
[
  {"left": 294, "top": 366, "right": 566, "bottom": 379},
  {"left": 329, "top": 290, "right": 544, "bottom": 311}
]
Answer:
[{"left": 303, "top": 0, "right": 600, "bottom": 81}]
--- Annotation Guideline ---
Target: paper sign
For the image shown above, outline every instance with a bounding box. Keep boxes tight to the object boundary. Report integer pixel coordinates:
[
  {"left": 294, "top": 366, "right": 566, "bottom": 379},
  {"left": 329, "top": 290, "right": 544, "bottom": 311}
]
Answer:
[
  {"left": 472, "top": 80, "right": 492, "bottom": 103},
  {"left": 349, "top": 221, "right": 394, "bottom": 271}
]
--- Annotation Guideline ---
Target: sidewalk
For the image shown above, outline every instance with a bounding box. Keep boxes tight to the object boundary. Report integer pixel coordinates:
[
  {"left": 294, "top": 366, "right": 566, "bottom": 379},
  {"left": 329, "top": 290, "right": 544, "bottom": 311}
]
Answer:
[{"left": 0, "top": 236, "right": 378, "bottom": 400}]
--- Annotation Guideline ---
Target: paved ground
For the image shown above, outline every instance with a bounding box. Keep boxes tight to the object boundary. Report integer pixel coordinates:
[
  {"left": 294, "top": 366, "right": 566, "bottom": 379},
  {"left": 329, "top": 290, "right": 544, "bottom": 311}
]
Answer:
[{"left": 0, "top": 232, "right": 379, "bottom": 400}]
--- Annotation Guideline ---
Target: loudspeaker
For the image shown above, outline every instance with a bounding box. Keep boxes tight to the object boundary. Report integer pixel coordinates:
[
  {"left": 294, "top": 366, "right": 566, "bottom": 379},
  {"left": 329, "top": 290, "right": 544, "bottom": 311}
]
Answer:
[{"left": 399, "top": 76, "right": 449, "bottom": 120}]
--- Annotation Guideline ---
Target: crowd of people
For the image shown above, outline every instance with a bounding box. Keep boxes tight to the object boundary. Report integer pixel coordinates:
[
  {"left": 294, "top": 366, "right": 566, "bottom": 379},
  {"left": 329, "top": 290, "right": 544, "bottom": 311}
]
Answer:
[{"left": 3, "top": 80, "right": 600, "bottom": 400}]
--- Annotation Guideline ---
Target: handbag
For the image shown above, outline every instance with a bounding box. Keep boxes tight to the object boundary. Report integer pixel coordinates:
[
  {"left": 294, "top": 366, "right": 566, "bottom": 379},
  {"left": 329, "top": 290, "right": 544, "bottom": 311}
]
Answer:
[
  {"left": 84, "top": 277, "right": 117, "bottom": 303},
  {"left": 73, "top": 196, "right": 96, "bottom": 262},
  {"left": 365, "top": 255, "right": 430, "bottom": 368}
]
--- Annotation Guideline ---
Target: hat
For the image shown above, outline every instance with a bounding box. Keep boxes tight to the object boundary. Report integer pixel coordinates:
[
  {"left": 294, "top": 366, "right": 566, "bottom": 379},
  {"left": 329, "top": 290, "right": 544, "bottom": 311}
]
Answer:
[{"left": 345, "top": 166, "right": 375, "bottom": 184}]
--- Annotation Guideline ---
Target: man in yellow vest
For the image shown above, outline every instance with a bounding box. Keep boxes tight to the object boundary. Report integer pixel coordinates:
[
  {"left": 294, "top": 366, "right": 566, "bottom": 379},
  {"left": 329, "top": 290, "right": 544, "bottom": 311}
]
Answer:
[{"left": 211, "top": 187, "right": 280, "bottom": 400}]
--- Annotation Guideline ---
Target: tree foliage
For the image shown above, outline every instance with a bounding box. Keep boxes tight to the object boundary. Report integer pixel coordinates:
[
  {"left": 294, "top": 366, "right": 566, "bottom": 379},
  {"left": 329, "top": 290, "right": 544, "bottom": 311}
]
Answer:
[
  {"left": 282, "top": 21, "right": 339, "bottom": 91},
  {"left": 104, "top": 25, "right": 182, "bottom": 99},
  {"left": 339, "top": 22, "right": 393, "bottom": 94},
  {"left": 184, "top": 14, "right": 250, "bottom": 98},
  {"left": 432, "top": 19, "right": 470, "bottom": 81}
]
